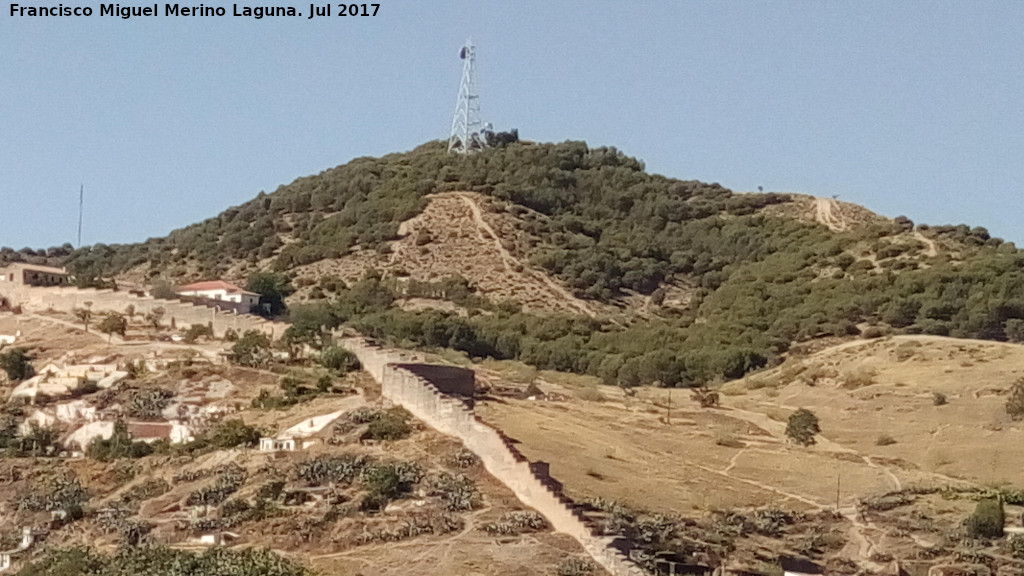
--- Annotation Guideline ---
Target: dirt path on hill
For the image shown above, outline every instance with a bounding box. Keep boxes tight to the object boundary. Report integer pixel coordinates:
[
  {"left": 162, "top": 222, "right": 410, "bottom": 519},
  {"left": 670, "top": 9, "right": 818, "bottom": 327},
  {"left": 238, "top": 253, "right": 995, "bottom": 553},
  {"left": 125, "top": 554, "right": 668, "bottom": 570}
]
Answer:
[
  {"left": 914, "top": 231, "right": 938, "bottom": 257},
  {"left": 454, "top": 193, "right": 597, "bottom": 318},
  {"left": 814, "top": 197, "right": 848, "bottom": 231}
]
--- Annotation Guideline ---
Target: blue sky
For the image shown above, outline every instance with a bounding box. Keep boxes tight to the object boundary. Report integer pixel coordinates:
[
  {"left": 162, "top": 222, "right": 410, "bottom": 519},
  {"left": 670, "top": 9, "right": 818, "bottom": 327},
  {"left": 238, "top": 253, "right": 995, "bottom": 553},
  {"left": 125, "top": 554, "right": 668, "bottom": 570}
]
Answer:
[{"left": 1, "top": 1, "right": 1022, "bottom": 248}]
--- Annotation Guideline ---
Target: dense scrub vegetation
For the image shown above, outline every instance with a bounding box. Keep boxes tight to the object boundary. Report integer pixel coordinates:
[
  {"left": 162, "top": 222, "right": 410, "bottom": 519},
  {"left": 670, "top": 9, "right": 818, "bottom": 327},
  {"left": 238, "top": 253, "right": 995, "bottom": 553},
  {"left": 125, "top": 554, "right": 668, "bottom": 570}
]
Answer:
[
  {"left": 32, "top": 139, "right": 1024, "bottom": 384},
  {"left": 288, "top": 240, "right": 1024, "bottom": 386},
  {"left": 0, "top": 245, "right": 73, "bottom": 269},
  {"left": 15, "top": 546, "right": 310, "bottom": 576},
  {"left": 59, "top": 140, "right": 788, "bottom": 292}
]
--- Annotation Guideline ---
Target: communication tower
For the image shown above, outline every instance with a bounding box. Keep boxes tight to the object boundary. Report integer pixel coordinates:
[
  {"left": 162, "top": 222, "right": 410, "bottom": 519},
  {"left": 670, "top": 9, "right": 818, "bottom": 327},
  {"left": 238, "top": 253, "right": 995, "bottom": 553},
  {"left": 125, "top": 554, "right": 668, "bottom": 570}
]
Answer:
[{"left": 448, "top": 38, "right": 486, "bottom": 154}]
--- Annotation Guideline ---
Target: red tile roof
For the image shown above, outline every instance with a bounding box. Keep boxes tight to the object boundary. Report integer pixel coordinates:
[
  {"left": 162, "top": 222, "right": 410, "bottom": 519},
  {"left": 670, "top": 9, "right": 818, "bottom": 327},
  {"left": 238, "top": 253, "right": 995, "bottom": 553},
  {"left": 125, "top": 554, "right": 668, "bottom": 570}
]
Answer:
[
  {"left": 127, "top": 422, "right": 172, "bottom": 439},
  {"left": 174, "top": 280, "right": 259, "bottom": 296}
]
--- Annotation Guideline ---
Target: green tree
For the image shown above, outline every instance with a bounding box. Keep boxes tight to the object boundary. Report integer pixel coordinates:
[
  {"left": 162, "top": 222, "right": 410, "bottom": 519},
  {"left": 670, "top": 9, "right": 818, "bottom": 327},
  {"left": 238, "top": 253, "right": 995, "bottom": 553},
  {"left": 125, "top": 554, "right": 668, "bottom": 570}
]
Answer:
[
  {"left": 150, "top": 279, "right": 177, "bottom": 300},
  {"left": 359, "top": 462, "right": 416, "bottom": 511},
  {"left": 98, "top": 313, "right": 128, "bottom": 342},
  {"left": 0, "top": 348, "right": 33, "bottom": 381},
  {"left": 246, "top": 271, "right": 294, "bottom": 317},
  {"left": 207, "top": 418, "right": 261, "bottom": 449},
  {"left": 366, "top": 408, "right": 412, "bottom": 441},
  {"left": 319, "top": 346, "right": 359, "bottom": 373},
  {"left": 183, "top": 323, "right": 214, "bottom": 343},
  {"left": 785, "top": 408, "right": 821, "bottom": 446},
  {"left": 231, "top": 330, "right": 272, "bottom": 368}
]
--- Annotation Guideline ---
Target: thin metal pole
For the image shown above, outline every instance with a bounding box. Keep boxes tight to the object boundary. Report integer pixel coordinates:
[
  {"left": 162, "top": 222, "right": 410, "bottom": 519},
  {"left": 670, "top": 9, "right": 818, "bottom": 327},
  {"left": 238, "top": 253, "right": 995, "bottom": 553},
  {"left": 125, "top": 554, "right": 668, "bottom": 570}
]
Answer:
[
  {"left": 77, "top": 184, "right": 84, "bottom": 247},
  {"left": 667, "top": 389, "right": 672, "bottom": 425}
]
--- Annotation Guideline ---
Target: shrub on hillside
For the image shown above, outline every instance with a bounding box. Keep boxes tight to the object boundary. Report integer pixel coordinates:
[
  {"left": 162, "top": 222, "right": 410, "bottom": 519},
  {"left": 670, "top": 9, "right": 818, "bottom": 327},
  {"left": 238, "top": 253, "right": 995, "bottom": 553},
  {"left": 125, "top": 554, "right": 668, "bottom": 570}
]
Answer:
[
  {"left": 125, "top": 388, "right": 173, "bottom": 420},
  {"left": 1009, "top": 535, "right": 1024, "bottom": 560},
  {"left": 965, "top": 497, "right": 1004, "bottom": 539},
  {"left": 17, "top": 473, "right": 89, "bottom": 515},
  {"left": 98, "top": 313, "right": 128, "bottom": 340},
  {"left": 184, "top": 323, "right": 214, "bottom": 343},
  {"left": 231, "top": 330, "right": 272, "bottom": 368},
  {"left": 556, "top": 558, "right": 595, "bottom": 576},
  {"left": 875, "top": 434, "right": 897, "bottom": 446},
  {"left": 206, "top": 419, "right": 261, "bottom": 449},
  {"left": 862, "top": 327, "right": 886, "bottom": 339},
  {"left": 0, "top": 348, "right": 33, "bottom": 381},
  {"left": 359, "top": 461, "right": 422, "bottom": 512},
  {"left": 785, "top": 408, "right": 820, "bottom": 446},
  {"left": 319, "top": 346, "right": 360, "bottom": 374},
  {"left": 366, "top": 408, "right": 412, "bottom": 441},
  {"left": 16, "top": 545, "right": 311, "bottom": 576},
  {"left": 429, "top": 472, "right": 480, "bottom": 511},
  {"left": 841, "top": 367, "right": 876, "bottom": 389}
]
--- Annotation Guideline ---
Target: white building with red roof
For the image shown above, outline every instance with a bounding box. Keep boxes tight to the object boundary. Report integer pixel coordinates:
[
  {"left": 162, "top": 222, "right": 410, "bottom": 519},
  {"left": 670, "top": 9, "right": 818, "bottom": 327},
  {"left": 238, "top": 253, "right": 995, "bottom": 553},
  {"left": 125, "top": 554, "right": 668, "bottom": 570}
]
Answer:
[{"left": 174, "top": 281, "right": 260, "bottom": 308}]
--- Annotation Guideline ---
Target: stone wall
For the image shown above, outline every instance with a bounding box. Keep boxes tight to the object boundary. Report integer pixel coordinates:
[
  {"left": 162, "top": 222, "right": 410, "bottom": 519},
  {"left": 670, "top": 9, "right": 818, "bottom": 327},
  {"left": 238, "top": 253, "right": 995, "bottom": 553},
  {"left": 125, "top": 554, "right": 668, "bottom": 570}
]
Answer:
[
  {"left": 0, "top": 284, "right": 287, "bottom": 338},
  {"left": 393, "top": 364, "right": 475, "bottom": 398},
  {"left": 340, "top": 336, "right": 645, "bottom": 576}
]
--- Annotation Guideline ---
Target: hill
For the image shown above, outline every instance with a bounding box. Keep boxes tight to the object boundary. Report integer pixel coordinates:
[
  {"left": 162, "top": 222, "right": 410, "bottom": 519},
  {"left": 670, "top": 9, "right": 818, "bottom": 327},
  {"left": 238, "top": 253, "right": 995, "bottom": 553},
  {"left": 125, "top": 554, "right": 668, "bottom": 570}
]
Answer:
[
  {"left": 4, "top": 140, "right": 1024, "bottom": 575},
  {"left": 9, "top": 139, "right": 1024, "bottom": 387}
]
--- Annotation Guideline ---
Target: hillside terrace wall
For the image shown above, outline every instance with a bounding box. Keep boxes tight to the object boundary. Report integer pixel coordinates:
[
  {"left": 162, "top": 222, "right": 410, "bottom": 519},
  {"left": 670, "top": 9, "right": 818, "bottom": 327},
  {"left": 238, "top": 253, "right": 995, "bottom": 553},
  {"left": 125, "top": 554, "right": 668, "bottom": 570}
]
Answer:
[
  {"left": 339, "top": 336, "right": 645, "bottom": 576},
  {"left": 0, "top": 284, "right": 287, "bottom": 339}
]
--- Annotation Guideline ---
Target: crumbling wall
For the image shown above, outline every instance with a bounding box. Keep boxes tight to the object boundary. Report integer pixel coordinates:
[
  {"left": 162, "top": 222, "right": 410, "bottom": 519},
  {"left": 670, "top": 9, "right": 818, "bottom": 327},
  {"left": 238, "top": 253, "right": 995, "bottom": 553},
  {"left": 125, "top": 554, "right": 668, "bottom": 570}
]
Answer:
[
  {"left": 340, "top": 336, "right": 644, "bottom": 576},
  {"left": 0, "top": 285, "right": 286, "bottom": 338}
]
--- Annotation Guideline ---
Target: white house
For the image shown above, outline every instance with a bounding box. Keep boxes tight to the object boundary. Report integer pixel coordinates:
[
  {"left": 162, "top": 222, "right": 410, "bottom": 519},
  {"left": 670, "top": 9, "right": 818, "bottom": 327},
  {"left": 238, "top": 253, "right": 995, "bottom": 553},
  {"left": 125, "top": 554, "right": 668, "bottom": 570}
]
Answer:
[
  {"left": 0, "top": 527, "right": 44, "bottom": 573},
  {"left": 0, "top": 263, "right": 68, "bottom": 287},
  {"left": 173, "top": 281, "right": 260, "bottom": 307},
  {"left": 9, "top": 364, "right": 127, "bottom": 403},
  {"left": 259, "top": 409, "right": 347, "bottom": 452},
  {"left": 64, "top": 420, "right": 194, "bottom": 450}
]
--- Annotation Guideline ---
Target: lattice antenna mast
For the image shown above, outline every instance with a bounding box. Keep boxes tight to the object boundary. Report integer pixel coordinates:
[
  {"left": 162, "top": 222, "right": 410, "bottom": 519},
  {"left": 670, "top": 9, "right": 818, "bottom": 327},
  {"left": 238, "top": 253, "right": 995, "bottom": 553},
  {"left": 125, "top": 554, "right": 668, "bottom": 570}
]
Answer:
[{"left": 448, "top": 38, "right": 486, "bottom": 154}]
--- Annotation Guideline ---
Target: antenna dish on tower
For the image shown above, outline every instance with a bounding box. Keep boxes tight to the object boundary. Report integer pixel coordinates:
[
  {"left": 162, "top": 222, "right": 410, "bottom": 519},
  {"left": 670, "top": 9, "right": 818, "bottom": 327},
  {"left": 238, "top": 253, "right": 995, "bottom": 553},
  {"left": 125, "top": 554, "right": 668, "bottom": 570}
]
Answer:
[{"left": 448, "top": 38, "right": 486, "bottom": 154}]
